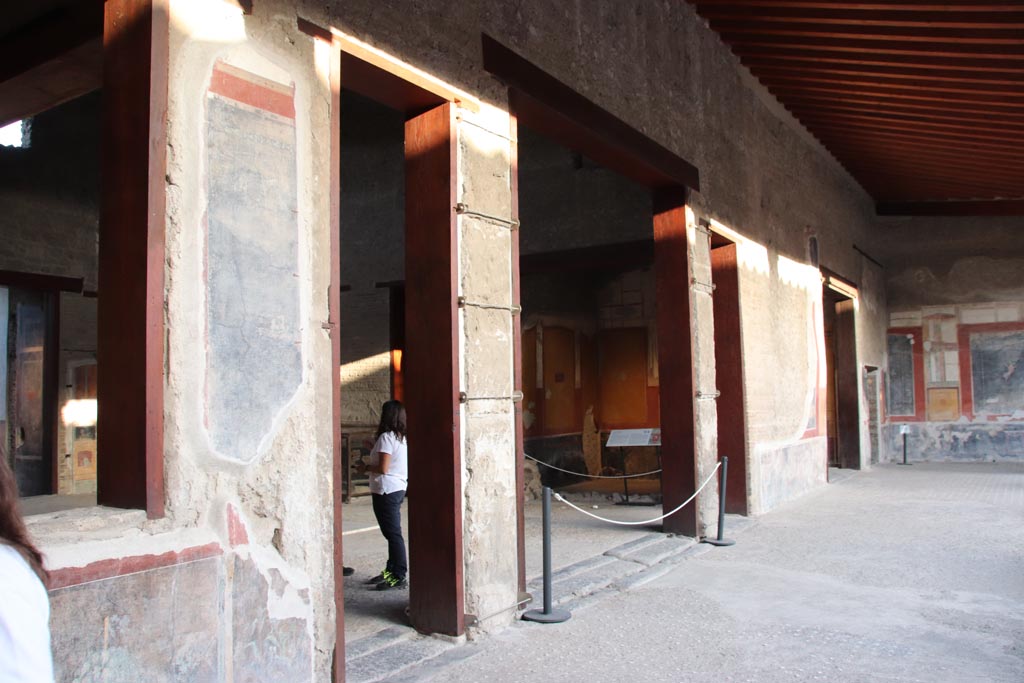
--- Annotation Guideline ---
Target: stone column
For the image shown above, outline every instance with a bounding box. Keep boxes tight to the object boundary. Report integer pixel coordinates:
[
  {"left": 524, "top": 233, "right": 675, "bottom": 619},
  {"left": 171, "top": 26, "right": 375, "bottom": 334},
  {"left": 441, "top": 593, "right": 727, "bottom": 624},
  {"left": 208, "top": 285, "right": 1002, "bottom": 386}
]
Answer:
[{"left": 456, "top": 103, "right": 519, "bottom": 632}]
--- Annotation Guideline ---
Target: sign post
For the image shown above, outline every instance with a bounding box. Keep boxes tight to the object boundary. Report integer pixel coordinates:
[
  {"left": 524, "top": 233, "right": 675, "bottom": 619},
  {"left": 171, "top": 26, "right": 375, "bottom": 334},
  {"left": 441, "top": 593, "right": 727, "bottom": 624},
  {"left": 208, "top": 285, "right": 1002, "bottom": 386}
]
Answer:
[{"left": 606, "top": 429, "right": 661, "bottom": 506}]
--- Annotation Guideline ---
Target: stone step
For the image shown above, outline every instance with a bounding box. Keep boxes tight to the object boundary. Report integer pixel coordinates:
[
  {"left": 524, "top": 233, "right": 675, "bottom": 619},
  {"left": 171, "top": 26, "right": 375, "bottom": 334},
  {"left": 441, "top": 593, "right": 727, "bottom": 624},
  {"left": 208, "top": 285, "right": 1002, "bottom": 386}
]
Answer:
[
  {"left": 346, "top": 634, "right": 454, "bottom": 683},
  {"left": 527, "top": 557, "right": 647, "bottom": 607},
  {"left": 601, "top": 531, "right": 669, "bottom": 556},
  {"left": 606, "top": 535, "right": 696, "bottom": 567},
  {"left": 345, "top": 626, "right": 413, "bottom": 660}
]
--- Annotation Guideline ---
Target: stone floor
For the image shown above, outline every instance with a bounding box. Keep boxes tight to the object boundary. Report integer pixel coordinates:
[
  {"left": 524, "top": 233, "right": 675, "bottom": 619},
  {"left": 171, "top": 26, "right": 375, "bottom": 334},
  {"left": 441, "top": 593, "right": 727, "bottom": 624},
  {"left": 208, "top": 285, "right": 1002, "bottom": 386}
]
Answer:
[
  {"left": 361, "top": 462, "right": 1024, "bottom": 682},
  {"left": 340, "top": 489, "right": 665, "bottom": 643}
]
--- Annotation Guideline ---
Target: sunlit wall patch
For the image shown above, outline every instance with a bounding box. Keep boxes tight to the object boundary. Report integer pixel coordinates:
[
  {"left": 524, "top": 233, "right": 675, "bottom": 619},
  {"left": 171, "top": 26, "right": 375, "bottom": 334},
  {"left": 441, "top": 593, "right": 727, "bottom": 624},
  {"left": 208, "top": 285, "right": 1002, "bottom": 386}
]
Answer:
[{"left": 0, "top": 119, "right": 29, "bottom": 148}]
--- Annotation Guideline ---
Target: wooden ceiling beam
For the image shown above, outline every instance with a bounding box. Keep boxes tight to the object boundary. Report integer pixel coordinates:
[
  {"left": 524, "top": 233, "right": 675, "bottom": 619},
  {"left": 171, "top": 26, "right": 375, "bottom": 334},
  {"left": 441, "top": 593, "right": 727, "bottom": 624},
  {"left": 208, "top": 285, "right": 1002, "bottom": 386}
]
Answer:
[
  {"left": 755, "top": 71, "right": 1024, "bottom": 97},
  {"left": 868, "top": 178, "right": 1022, "bottom": 199},
  {"left": 693, "top": 2, "right": 1023, "bottom": 10},
  {"left": 689, "top": 0, "right": 1024, "bottom": 205},
  {"left": 712, "top": 21, "right": 1021, "bottom": 42},
  {"left": 696, "top": 6, "right": 1024, "bottom": 28},
  {"left": 856, "top": 175, "right": 1024, "bottom": 198},
  {"left": 748, "top": 62, "right": 1024, "bottom": 87},
  {"left": 857, "top": 177, "right": 1018, "bottom": 202},
  {"left": 734, "top": 46, "right": 1024, "bottom": 72},
  {"left": 790, "top": 110, "right": 1024, "bottom": 145},
  {"left": 876, "top": 199, "right": 1024, "bottom": 216},
  {"left": 777, "top": 91, "right": 1024, "bottom": 120},
  {"left": 808, "top": 123, "right": 1024, "bottom": 156},
  {"left": 835, "top": 151, "right": 1016, "bottom": 178},
  {"left": 780, "top": 96, "right": 1024, "bottom": 127},
  {"left": 824, "top": 147, "right": 1024, "bottom": 180},
  {"left": 0, "top": 4, "right": 103, "bottom": 83},
  {"left": 789, "top": 107, "right": 1024, "bottom": 138},
  {"left": 699, "top": 6, "right": 1024, "bottom": 28},
  {"left": 835, "top": 154, "right": 1024, "bottom": 187},
  {"left": 847, "top": 164, "right": 1022, "bottom": 190},
  {"left": 819, "top": 136, "right": 1024, "bottom": 169},
  {"left": 766, "top": 81, "right": 1024, "bottom": 106},
  {"left": 719, "top": 33, "right": 1024, "bottom": 57},
  {"left": 0, "top": 4, "right": 104, "bottom": 128}
]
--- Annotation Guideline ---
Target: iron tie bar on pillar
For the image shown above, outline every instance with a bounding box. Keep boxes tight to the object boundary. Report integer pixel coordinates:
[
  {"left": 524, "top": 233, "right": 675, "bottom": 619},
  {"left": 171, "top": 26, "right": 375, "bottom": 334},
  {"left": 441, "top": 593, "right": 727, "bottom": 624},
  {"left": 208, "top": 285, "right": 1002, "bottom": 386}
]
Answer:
[
  {"left": 455, "top": 202, "right": 520, "bottom": 229},
  {"left": 459, "top": 391, "right": 525, "bottom": 403},
  {"left": 691, "top": 278, "right": 716, "bottom": 294},
  {"left": 457, "top": 296, "right": 522, "bottom": 314}
]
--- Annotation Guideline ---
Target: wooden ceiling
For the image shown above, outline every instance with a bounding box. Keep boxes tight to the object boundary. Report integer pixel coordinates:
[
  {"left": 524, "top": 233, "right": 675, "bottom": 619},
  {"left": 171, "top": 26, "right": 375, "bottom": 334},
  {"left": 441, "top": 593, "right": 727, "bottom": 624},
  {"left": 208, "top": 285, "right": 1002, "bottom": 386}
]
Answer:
[{"left": 687, "top": 1, "right": 1024, "bottom": 215}]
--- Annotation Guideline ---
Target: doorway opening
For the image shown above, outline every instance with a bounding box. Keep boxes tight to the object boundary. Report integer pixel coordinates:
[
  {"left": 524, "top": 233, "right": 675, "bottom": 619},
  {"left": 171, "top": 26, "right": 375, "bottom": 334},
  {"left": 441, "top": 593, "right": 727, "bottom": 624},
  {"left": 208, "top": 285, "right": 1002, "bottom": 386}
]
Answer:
[
  {"left": 517, "top": 123, "right": 668, "bottom": 562},
  {"left": 0, "top": 92, "right": 101, "bottom": 513},
  {"left": 321, "top": 33, "right": 466, "bottom": 663},
  {"left": 336, "top": 88, "right": 409, "bottom": 643},
  {"left": 823, "top": 275, "right": 861, "bottom": 470}
]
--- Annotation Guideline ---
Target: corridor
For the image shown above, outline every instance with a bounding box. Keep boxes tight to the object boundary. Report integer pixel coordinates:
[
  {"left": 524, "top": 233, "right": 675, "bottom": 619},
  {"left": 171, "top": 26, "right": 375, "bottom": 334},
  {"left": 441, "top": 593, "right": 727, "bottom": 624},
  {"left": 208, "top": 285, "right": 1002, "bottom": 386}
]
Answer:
[{"left": 399, "top": 463, "right": 1024, "bottom": 682}]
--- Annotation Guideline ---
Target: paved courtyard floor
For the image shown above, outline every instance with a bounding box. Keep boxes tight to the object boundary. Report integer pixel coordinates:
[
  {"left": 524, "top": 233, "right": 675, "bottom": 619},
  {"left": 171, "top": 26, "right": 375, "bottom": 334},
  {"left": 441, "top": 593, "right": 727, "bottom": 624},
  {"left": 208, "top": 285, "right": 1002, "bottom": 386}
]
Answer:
[
  {"left": 393, "top": 462, "right": 1024, "bottom": 682},
  {"left": 340, "top": 487, "right": 661, "bottom": 642}
]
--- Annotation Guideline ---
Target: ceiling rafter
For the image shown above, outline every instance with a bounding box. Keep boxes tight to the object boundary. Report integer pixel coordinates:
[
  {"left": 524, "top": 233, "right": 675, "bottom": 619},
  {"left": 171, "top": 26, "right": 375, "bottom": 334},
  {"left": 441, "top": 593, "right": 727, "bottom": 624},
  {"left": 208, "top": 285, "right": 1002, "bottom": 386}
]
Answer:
[
  {"left": 749, "top": 63, "right": 1024, "bottom": 87},
  {"left": 734, "top": 47, "right": 1024, "bottom": 71},
  {"left": 689, "top": 1, "right": 1024, "bottom": 213},
  {"left": 699, "top": 7, "right": 1024, "bottom": 28}
]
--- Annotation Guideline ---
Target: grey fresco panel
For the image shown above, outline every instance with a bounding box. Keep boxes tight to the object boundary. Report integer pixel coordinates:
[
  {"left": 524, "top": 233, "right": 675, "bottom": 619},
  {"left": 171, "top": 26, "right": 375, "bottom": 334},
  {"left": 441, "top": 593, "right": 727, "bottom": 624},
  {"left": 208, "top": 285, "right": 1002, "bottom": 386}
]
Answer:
[
  {"left": 50, "top": 558, "right": 222, "bottom": 683},
  {"left": 886, "top": 334, "right": 915, "bottom": 417},
  {"left": 205, "top": 93, "right": 301, "bottom": 462},
  {"left": 970, "top": 330, "right": 1024, "bottom": 416}
]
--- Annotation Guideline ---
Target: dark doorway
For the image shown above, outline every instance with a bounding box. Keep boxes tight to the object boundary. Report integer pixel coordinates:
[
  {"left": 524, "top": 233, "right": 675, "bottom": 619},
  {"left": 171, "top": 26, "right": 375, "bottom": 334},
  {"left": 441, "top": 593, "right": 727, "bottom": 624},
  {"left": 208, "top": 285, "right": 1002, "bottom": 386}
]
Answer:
[
  {"left": 1, "top": 92, "right": 101, "bottom": 509},
  {"left": 328, "top": 38, "right": 464, "bottom": 651},
  {"left": 823, "top": 279, "right": 861, "bottom": 470},
  {"left": 2, "top": 286, "right": 58, "bottom": 496}
]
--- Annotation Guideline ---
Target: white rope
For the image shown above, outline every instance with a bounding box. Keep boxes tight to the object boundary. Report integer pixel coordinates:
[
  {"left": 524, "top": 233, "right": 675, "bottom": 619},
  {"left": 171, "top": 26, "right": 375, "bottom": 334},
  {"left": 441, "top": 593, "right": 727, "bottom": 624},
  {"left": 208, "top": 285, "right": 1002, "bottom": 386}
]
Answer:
[
  {"left": 552, "top": 461, "right": 721, "bottom": 526},
  {"left": 525, "top": 453, "right": 662, "bottom": 479}
]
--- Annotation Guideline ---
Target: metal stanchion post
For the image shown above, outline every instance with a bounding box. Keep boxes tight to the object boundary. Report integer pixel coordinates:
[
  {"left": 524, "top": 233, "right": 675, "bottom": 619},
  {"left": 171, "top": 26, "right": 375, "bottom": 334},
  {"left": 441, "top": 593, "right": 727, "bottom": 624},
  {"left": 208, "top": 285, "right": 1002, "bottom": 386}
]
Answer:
[
  {"left": 522, "top": 486, "right": 571, "bottom": 623},
  {"left": 702, "top": 457, "right": 735, "bottom": 547},
  {"left": 897, "top": 425, "right": 912, "bottom": 466}
]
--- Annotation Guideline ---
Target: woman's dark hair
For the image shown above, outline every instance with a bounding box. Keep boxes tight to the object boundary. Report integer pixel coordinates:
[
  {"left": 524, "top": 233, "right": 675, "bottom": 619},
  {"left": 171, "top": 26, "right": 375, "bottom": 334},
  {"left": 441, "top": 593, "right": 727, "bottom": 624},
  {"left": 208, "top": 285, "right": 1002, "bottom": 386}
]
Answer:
[
  {"left": 376, "top": 400, "right": 407, "bottom": 441},
  {"left": 0, "top": 456, "right": 48, "bottom": 584}
]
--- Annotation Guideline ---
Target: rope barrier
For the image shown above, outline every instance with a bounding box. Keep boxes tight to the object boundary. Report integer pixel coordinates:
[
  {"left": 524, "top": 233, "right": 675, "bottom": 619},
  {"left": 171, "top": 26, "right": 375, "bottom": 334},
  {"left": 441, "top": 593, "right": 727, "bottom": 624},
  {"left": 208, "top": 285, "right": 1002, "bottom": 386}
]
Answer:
[
  {"left": 525, "top": 453, "right": 663, "bottom": 480},
  {"left": 552, "top": 461, "right": 721, "bottom": 526}
]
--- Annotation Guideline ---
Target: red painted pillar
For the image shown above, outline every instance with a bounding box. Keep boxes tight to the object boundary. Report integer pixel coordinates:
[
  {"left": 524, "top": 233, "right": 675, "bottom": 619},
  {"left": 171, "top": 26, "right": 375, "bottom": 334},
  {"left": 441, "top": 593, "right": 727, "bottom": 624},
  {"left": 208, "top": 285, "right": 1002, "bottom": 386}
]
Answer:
[
  {"left": 653, "top": 188, "right": 698, "bottom": 537},
  {"left": 328, "top": 46, "right": 346, "bottom": 683},
  {"left": 510, "top": 114, "right": 527, "bottom": 595},
  {"left": 97, "top": 0, "right": 167, "bottom": 517},
  {"left": 404, "top": 102, "right": 465, "bottom": 636},
  {"left": 711, "top": 243, "right": 748, "bottom": 515}
]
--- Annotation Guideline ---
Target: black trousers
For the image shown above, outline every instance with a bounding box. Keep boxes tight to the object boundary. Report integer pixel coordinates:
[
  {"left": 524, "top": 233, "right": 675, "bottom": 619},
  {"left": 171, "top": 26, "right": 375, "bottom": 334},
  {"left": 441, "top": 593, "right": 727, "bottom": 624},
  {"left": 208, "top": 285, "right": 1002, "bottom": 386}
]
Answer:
[{"left": 371, "top": 490, "right": 407, "bottom": 580}]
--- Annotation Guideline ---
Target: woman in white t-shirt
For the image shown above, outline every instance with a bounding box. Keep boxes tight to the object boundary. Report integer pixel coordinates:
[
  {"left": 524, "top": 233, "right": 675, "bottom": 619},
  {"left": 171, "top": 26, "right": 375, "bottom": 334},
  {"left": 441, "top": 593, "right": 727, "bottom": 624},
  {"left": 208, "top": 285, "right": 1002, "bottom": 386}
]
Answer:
[
  {"left": 0, "top": 456, "right": 54, "bottom": 682},
  {"left": 365, "top": 400, "right": 409, "bottom": 590}
]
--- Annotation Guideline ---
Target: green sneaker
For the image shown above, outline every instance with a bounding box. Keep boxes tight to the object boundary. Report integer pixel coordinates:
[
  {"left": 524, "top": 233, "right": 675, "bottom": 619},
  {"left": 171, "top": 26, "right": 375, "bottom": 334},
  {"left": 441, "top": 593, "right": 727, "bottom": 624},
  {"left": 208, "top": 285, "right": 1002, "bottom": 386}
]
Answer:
[
  {"left": 366, "top": 569, "right": 392, "bottom": 585},
  {"left": 375, "top": 574, "right": 407, "bottom": 591}
]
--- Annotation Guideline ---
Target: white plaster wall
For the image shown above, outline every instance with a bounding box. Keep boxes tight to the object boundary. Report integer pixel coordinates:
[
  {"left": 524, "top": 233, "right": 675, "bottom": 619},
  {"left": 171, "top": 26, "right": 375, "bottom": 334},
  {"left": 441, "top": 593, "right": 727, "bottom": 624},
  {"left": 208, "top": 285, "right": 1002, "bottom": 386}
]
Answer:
[{"left": 164, "top": 0, "right": 335, "bottom": 677}]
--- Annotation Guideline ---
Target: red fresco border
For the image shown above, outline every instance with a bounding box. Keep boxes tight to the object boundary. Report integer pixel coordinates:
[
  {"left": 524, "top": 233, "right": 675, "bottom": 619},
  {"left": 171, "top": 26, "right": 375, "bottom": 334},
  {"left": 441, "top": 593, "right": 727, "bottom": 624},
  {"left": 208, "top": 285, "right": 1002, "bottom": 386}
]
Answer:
[
  {"left": 209, "top": 63, "right": 295, "bottom": 120},
  {"left": 48, "top": 542, "right": 223, "bottom": 590}
]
